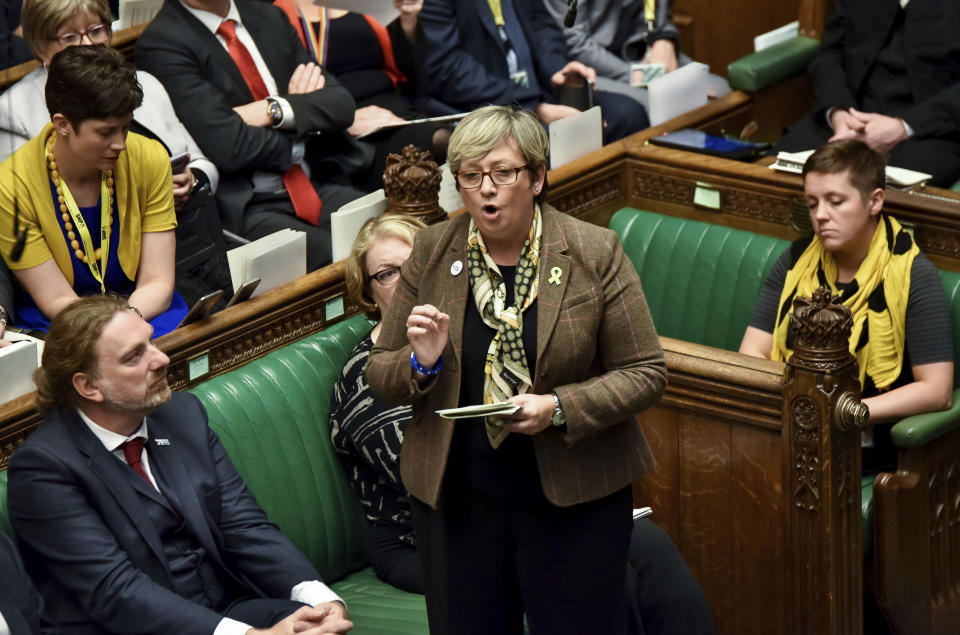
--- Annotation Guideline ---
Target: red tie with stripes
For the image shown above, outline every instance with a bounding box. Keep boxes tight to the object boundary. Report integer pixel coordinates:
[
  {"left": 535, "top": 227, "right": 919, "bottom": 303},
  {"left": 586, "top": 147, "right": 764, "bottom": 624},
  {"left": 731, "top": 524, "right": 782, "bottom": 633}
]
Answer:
[{"left": 216, "top": 19, "right": 322, "bottom": 225}]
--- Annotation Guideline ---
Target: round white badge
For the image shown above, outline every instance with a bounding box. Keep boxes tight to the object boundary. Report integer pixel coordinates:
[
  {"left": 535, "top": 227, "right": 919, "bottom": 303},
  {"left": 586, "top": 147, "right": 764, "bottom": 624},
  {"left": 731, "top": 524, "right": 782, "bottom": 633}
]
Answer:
[{"left": 450, "top": 260, "right": 463, "bottom": 276}]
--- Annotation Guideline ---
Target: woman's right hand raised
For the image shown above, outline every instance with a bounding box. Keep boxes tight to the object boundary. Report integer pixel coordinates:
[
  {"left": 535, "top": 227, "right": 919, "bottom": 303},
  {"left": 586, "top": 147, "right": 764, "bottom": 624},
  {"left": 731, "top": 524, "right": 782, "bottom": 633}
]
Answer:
[{"left": 406, "top": 304, "right": 449, "bottom": 369}]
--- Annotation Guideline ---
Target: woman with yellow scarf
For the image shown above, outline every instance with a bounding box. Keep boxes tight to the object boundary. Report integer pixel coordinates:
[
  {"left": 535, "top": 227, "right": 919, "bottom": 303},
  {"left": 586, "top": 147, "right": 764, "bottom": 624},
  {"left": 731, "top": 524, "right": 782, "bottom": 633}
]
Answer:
[{"left": 740, "top": 140, "right": 953, "bottom": 472}]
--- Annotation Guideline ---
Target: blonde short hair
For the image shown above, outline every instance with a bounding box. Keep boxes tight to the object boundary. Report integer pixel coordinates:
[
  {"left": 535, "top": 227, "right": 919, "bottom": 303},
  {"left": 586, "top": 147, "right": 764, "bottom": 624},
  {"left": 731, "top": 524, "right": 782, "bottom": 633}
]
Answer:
[
  {"left": 345, "top": 214, "right": 426, "bottom": 320},
  {"left": 20, "top": 0, "right": 111, "bottom": 60},
  {"left": 448, "top": 105, "right": 549, "bottom": 177}
]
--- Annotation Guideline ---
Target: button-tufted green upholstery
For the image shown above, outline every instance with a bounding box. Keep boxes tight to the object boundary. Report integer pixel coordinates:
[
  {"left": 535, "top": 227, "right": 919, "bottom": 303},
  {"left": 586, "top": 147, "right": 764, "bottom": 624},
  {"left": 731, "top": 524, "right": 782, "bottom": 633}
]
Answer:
[
  {"left": 726, "top": 36, "right": 821, "bottom": 93},
  {"left": 189, "top": 315, "right": 430, "bottom": 633},
  {"left": 0, "top": 469, "right": 10, "bottom": 537}
]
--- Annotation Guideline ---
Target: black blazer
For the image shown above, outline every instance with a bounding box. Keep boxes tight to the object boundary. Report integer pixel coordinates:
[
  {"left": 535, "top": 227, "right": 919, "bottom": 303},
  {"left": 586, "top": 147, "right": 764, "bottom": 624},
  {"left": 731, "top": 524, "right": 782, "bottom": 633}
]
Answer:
[
  {"left": 0, "top": 532, "right": 58, "bottom": 635},
  {"left": 809, "top": 0, "right": 960, "bottom": 140},
  {"left": 7, "top": 392, "right": 321, "bottom": 634},
  {"left": 135, "top": 0, "right": 367, "bottom": 232}
]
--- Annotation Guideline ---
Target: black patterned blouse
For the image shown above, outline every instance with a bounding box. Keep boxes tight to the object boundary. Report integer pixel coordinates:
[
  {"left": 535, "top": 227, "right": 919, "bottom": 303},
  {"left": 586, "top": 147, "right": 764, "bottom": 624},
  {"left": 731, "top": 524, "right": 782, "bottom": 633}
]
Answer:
[{"left": 330, "top": 333, "right": 415, "bottom": 546}]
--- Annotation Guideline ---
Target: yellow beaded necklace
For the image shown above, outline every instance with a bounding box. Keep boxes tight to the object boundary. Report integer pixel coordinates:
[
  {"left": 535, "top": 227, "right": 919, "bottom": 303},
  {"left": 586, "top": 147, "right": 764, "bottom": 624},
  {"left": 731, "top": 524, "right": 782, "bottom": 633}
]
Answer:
[{"left": 46, "top": 134, "right": 113, "bottom": 263}]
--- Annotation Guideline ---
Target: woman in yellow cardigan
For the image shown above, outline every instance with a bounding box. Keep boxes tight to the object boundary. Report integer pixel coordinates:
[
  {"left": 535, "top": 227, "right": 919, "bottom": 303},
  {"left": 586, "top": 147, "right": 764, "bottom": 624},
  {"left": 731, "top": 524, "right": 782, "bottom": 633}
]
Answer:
[{"left": 0, "top": 45, "right": 186, "bottom": 335}]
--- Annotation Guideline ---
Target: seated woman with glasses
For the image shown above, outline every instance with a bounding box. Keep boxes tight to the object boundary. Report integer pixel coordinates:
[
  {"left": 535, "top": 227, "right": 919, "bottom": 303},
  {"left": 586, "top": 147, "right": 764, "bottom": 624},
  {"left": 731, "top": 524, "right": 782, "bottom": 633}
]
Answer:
[
  {"left": 0, "top": 0, "right": 217, "bottom": 212},
  {"left": 0, "top": 45, "right": 187, "bottom": 336}
]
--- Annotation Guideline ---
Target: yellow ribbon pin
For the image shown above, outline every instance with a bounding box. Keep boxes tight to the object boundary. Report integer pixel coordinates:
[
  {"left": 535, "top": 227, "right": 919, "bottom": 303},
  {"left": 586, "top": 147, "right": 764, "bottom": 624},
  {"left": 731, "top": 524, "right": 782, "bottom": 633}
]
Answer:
[{"left": 548, "top": 267, "right": 562, "bottom": 285}]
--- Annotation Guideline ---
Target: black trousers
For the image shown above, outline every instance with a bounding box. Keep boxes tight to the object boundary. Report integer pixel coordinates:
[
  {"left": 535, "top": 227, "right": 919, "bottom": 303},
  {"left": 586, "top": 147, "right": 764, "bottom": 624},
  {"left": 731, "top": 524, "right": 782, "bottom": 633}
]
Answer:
[
  {"left": 776, "top": 111, "right": 960, "bottom": 188},
  {"left": 410, "top": 482, "right": 633, "bottom": 635},
  {"left": 367, "top": 523, "right": 424, "bottom": 594}
]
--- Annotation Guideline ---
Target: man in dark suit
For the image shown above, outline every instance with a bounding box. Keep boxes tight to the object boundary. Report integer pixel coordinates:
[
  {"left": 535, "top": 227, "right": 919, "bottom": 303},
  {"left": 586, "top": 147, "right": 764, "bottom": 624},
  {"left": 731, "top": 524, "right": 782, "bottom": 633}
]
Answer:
[
  {"left": 418, "top": 0, "right": 648, "bottom": 143},
  {"left": 777, "top": 0, "right": 960, "bottom": 187},
  {"left": 136, "top": 0, "right": 370, "bottom": 270},
  {"left": 7, "top": 295, "right": 353, "bottom": 635},
  {"left": 0, "top": 531, "right": 58, "bottom": 635}
]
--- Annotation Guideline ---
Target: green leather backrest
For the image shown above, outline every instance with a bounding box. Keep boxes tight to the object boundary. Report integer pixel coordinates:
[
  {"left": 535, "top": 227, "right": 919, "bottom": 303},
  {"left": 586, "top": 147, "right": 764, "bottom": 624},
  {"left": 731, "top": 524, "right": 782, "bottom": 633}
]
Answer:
[
  {"left": 726, "top": 35, "right": 820, "bottom": 92},
  {"left": 0, "top": 469, "right": 10, "bottom": 538},
  {"left": 189, "top": 315, "right": 374, "bottom": 583},
  {"left": 610, "top": 207, "right": 789, "bottom": 352}
]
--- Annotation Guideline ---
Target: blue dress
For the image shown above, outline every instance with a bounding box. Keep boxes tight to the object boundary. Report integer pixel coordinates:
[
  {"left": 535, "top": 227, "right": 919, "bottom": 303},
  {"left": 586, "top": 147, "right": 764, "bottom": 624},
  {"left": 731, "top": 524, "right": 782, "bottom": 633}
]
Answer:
[{"left": 15, "top": 180, "right": 187, "bottom": 336}]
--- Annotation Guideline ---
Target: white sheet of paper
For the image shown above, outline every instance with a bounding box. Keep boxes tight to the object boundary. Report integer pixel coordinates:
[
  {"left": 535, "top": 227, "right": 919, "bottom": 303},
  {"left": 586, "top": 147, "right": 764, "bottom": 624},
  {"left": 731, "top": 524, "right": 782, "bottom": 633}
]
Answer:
[
  {"left": 227, "top": 229, "right": 306, "bottom": 296},
  {"left": 436, "top": 402, "right": 520, "bottom": 420},
  {"left": 549, "top": 106, "right": 603, "bottom": 170},
  {"left": 0, "top": 340, "right": 38, "bottom": 403},
  {"left": 647, "top": 62, "right": 709, "bottom": 126},
  {"left": 116, "top": 0, "right": 163, "bottom": 28},
  {"left": 331, "top": 190, "right": 387, "bottom": 262},
  {"left": 438, "top": 163, "right": 464, "bottom": 213}
]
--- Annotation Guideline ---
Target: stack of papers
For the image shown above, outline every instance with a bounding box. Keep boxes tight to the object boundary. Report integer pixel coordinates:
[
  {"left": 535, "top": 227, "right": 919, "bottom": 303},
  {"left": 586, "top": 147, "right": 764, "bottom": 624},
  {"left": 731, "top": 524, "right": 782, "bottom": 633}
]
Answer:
[
  {"left": 227, "top": 229, "right": 306, "bottom": 298},
  {"left": 0, "top": 335, "right": 41, "bottom": 403},
  {"left": 770, "top": 150, "right": 933, "bottom": 188},
  {"left": 331, "top": 190, "right": 387, "bottom": 262},
  {"left": 436, "top": 402, "right": 520, "bottom": 420}
]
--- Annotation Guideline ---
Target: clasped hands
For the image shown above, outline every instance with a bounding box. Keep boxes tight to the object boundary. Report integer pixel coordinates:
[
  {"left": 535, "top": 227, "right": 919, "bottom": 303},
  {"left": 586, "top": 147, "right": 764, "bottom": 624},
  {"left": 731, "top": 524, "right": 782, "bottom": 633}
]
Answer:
[
  {"left": 829, "top": 107, "right": 909, "bottom": 153},
  {"left": 407, "top": 305, "right": 556, "bottom": 435},
  {"left": 232, "top": 62, "right": 326, "bottom": 127},
  {"left": 248, "top": 602, "right": 352, "bottom": 635}
]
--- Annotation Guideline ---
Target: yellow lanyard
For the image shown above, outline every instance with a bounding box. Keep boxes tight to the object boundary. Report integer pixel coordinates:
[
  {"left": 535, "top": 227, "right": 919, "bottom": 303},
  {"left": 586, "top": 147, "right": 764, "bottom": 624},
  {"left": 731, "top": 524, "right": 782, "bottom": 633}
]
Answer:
[
  {"left": 59, "top": 176, "right": 111, "bottom": 293},
  {"left": 645, "top": 0, "right": 656, "bottom": 28},
  {"left": 486, "top": 0, "right": 504, "bottom": 27}
]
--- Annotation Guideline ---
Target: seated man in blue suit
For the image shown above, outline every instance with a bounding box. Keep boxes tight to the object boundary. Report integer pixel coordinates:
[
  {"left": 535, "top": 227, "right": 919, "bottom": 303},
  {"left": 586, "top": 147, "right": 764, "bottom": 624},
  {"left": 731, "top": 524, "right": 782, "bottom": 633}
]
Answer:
[
  {"left": 7, "top": 295, "right": 353, "bottom": 635},
  {"left": 0, "top": 531, "right": 58, "bottom": 635},
  {"left": 419, "top": 0, "right": 648, "bottom": 142}
]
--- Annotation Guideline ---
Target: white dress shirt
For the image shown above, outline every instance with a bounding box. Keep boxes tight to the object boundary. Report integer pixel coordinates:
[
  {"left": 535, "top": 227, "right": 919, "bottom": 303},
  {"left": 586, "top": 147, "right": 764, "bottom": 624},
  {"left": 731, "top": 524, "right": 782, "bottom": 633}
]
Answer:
[{"left": 77, "top": 409, "right": 342, "bottom": 635}]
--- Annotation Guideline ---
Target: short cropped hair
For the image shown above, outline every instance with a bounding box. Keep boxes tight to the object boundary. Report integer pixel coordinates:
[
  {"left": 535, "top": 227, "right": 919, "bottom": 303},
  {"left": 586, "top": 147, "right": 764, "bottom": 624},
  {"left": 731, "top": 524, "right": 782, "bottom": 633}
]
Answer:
[
  {"left": 45, "top": 45, "right": 142, "bottom": 131},
  {"left": 802, "top": 139, "right": 886, "bottom": 199},
  {"left": 448, "top": 105, "right": 550, "bottom": 202},
  {"left": 20, "top": 0, "right": 111, "bottom": 60},
  {"left": 345, "top": 214, "right": 425, "bottom": 320},
  {"left": 34, "top": 295, "right": 131, "bottom": 413}
]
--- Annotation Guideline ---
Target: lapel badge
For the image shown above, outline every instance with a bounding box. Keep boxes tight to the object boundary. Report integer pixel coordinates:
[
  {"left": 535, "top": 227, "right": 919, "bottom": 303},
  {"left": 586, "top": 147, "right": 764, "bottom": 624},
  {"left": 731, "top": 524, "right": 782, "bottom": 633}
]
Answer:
[
  {"left": 154, "top": 438, "right": 170, "bottom": 446},
  {"left": 450, "top": 260, "right": 463, "bottom": 276},
  {"left": 548, "top": 266, "right": 563, "bottom": 286}
]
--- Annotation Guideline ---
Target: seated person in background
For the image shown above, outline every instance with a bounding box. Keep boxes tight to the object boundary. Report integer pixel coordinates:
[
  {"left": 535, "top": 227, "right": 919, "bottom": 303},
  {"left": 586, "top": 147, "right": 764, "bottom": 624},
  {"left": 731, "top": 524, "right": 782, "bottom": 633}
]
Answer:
[
  {"left": 740, "top": 139, "right": 954, "bottom": 472},
  {"left": 418, "top": 0, "right": 648, "bottom": 143},
  {"left": 273, "top": 0, "right": 451, "bottom": 187},
  {"left": 331, "top": 213, "right": 715, "bottom": 634},
  {"left": 0, "top": 531, "right": 58, "bottom": 634},
  {"left": 8, "top": 294, "right": 353, "bottom": 635},
  {"left": 542, "top": 0, "right": 729, "bottom": 108},
  {"left": 0, "top": 0, "right": 31, "bottom": 69},
  {"left": 776, "top": 0, "right": 960, "bottom": 187},
  {"left": 0, "top": 0, "right": 218, "bottom": 212},
  {"left": 0, "top": 46, "right": 188, "bottom": 335},
  {"left": 136, "top": 0, "right": 369, "bottom": 271}
]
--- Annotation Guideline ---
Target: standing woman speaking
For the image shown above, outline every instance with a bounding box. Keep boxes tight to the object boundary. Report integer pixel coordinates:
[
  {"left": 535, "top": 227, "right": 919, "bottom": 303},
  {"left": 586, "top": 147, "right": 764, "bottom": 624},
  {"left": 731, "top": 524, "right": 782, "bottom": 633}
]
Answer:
[{"left": 366, "top": 105, "right": 667, "bottom": 634}]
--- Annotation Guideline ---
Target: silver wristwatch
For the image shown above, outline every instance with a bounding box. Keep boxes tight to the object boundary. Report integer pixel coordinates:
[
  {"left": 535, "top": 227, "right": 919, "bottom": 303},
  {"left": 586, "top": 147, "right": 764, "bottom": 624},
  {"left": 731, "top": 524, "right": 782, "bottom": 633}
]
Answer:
[{"left": 551, "top": 392, "right": 566, "bottom": 427}]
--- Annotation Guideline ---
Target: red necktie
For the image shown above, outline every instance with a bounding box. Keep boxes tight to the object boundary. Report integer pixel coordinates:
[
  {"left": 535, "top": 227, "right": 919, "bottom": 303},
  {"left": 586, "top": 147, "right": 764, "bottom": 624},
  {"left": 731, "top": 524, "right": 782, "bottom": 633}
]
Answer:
[
  {"left": 217, "top": 19, "right": 323, "bottom": 225},
  {"left": 121, "top": 437, "right": 152, "bottom": 486}
]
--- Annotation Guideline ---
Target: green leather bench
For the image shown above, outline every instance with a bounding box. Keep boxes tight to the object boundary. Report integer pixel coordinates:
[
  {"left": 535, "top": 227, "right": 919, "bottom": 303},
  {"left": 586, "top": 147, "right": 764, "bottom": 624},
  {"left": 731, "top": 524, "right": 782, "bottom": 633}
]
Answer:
[
  {"left": 610, "top": 207, "right": 960, "bottom": 554},
  {"left": 0, "top": 315, "right": 429, "bottom": 634}
]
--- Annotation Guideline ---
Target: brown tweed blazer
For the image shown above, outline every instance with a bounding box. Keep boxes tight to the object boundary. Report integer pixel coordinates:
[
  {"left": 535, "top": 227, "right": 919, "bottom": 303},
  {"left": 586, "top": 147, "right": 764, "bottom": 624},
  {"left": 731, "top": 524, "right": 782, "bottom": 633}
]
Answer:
[{"left": 366, "top": 206, "right": 667, "bottom": 508}]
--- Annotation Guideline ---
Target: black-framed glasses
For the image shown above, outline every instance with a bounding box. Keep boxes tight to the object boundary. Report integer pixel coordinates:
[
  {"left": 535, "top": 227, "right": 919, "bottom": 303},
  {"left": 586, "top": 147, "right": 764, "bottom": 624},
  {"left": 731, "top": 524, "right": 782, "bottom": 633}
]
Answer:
[
  {"left": 455, "top": 166, "right": 528, "bottom": 189},
  {"left": 370, "top": 266, "right": 401, "bottom": 286},
  {"left": 55, "top": 23, "right": 111, "bottom": 48}
]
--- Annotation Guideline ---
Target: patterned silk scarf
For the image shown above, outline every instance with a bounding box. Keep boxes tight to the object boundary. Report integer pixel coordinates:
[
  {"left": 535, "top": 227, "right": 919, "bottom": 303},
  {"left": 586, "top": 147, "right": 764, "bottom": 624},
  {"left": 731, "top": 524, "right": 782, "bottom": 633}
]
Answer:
[
  {"left": 466, "top": 204, "right": 543, "bottom": 448},
  {"left": 771, "top": 214, "right": 918, "bottom": 391}
]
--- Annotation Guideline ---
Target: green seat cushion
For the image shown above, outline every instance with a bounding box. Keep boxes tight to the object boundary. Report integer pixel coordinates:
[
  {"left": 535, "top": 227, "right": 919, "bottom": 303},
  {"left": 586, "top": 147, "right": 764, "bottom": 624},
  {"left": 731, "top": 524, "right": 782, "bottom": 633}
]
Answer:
[
  {"left": 189, "top": 315, "right": 374, "bottom": 583},
  {"left": 861, "top": 475, "right": 874, "bottom": 555},
  {"left": 727, "top": 36, "right": 820, "bottom": 92},
  {"left": 610, "top": 207, "right": 789, "bottom": 352},
  {"left": 332, "top": 568, "right": 429, "bottom": 634},
  {"left": 951, "top": 180, "right": 960, "bottom": 192}
]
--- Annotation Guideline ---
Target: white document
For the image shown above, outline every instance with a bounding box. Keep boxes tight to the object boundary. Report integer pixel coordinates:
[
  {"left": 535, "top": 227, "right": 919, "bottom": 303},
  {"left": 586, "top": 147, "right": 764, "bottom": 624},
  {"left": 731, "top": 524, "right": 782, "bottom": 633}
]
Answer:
[
  {"left": 117, "top": 0, "right": 163, "bottom": 28},
  {"left": 436, "top": 402, "right": 520, "bottom": 420},
  {"left": 227, "top": 229, "right": 306, "bottom": 297},
  {"left": 647, "top": 62, "right": 709, "bottom": 126},
  {"left": 0, "top": 339, "right": 39, "bottom": 403},
  {"left": 549, "top": 106, "right": 603, "bottom": 170},
  {"left": 754, "top": 21, "right": 799, "bottom": 52},
  {"left": 770, "top": 150, "right": 933, "bottom": 187},
  {"left": 438, "top": 163, "right": 464, "bottom": 213},
  {"left": 331, "top": 190, "right": 387, "bottom": 262}
]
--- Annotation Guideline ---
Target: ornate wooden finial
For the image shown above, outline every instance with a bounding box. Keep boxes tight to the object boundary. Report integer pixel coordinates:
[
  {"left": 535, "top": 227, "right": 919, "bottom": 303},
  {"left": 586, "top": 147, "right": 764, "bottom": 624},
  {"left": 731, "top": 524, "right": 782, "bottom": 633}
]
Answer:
[
  {"left": 788, "top": 286, "right": 856, "bottom": 373},
  {"left": 382, "top": 145, "right": 448, "bottom": 225}
]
